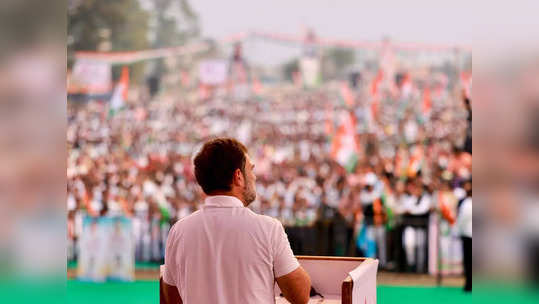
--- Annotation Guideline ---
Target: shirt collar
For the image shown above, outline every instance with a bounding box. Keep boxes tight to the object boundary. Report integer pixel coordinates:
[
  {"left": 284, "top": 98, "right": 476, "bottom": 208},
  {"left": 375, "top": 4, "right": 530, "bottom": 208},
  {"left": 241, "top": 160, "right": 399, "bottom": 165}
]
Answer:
[{"left": 204, "top": 195, "right": 244, "bottom": 208}]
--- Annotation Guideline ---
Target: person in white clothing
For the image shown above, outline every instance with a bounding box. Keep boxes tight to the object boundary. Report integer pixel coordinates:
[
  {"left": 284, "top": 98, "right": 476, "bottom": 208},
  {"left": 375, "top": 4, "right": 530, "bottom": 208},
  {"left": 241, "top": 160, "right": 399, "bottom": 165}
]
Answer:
[
  {"left": 162, "top": 138, "right": 311, "bottom": 304},
  {"left": 457, "top": 180, "right": 472, "bottom": 292}
]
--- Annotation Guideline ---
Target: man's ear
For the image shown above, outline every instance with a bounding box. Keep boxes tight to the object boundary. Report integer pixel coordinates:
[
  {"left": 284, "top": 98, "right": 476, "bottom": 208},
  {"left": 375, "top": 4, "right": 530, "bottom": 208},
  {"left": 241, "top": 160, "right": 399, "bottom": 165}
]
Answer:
[{"left": 233, "top": 168, "right": 244, "bottom": 187}]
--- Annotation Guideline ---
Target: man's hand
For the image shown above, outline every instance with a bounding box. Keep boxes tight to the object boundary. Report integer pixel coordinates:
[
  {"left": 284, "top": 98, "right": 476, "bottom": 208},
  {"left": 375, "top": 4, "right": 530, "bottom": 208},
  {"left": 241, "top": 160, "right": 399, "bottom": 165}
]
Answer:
[{"left": 161, "top": 279, "right": 182, "bottom": 304}]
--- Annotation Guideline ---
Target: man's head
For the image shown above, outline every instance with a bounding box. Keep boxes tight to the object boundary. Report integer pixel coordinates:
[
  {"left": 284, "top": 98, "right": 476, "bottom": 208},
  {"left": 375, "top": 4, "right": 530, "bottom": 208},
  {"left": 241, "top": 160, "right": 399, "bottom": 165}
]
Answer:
[{"left": 194, "top": 138, "right": 256, "bottom": 206}]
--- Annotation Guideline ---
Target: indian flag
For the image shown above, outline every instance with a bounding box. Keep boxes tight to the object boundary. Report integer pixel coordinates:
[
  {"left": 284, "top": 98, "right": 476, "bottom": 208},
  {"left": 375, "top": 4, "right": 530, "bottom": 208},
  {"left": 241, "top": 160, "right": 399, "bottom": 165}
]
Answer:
[
  {"left": 407, "top": 145, "right": 424, "bottom": 178},
  {"left": 340, "top": 82, "right": 355, "bottom": 106},
  {"left": 109, "top": 66, "right": 129, "bottom": 117},
  {"left": 330, "top": 110, "right": 359, "bottom": 172},
  {"left": 422, "top": 87, "right": 432, "bottom": 116}
]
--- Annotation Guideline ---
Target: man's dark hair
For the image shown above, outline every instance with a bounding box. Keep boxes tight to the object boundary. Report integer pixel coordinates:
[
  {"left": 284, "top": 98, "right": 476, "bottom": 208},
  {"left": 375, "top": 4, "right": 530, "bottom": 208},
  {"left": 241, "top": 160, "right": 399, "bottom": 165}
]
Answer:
[{"left": 194, "top": 138, "right": 248, "bottom": 195}]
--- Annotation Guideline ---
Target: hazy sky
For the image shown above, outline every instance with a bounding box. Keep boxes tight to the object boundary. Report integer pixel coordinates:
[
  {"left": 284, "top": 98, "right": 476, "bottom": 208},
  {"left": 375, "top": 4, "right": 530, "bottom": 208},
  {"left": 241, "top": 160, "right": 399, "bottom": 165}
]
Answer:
[
  {"left": 190, "top": 0, "right": 476, "bottom": 45},
  {"left": 189, "top": 0, "right": 539, "bottom": 65},
  {"left": 189, "top": 0, "right": 477, "bottom": 65}
]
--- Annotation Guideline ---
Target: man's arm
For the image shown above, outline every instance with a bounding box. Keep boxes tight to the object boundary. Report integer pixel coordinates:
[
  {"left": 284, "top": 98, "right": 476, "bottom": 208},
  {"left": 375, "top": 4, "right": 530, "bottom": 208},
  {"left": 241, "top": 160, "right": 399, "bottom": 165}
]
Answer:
[
  {"left": 162, "top": 224, "right": 181, "bottom": 304},
  {"left": 276, "top": 266, "right": 311, "bottom": 304},
  {"left": 161, "top": 280, "right": 182, "bottom": 304}
]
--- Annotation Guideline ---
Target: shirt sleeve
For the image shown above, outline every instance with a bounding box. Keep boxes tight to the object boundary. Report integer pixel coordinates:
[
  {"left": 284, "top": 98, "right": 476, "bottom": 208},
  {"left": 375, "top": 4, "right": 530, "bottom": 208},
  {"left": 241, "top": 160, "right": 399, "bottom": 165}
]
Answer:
[
  {"left": 163, "top": 225, "right": 178, "bottom": 286},
  {"left": 272, "top": 220, "right": 300, "bottom": 278}
]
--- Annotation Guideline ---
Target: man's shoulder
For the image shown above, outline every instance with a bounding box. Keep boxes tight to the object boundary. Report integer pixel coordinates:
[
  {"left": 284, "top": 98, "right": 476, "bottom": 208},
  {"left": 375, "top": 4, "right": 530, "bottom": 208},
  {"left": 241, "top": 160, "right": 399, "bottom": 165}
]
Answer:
[
  {"left": 169, "top": 210, "right": 203, "bottom": 234},
  {"left": 246, "top": 209, "right": 282, "bottom": 228}
]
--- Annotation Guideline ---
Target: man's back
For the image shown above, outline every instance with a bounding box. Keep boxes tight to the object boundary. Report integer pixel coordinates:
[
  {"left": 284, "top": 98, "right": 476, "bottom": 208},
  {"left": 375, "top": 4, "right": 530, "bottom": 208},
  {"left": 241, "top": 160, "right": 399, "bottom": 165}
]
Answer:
[{"left": 163, "top": 196, "right": 300, "bottom": 304}]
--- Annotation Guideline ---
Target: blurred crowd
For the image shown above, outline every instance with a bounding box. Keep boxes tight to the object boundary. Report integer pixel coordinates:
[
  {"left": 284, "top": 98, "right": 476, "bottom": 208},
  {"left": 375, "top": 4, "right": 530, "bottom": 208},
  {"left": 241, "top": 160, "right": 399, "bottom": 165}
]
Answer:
[{"left": 67, "top": 71, "right": 471, "bottom": 274}]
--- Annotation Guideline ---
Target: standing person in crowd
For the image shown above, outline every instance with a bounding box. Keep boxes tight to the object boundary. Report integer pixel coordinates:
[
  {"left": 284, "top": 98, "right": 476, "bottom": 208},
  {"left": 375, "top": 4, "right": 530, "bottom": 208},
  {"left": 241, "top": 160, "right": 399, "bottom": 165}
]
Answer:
[
  {"left": 457, "top": 180, "right": 472, "bottom": 292},
  {"left": 388, "top": 179, "right": 407, "bottom": 271},
  {"left": 358, "top": 172, "right": 387, "bottom": 267},
  {"left": 328, "top": 174, "right": 349, "bottom": 256},
  {"left": 463, "top": 94, "right": 472, "bottom": 154},
  {"left": 401, "top": 179, "right": 431, "bottom": 273}
]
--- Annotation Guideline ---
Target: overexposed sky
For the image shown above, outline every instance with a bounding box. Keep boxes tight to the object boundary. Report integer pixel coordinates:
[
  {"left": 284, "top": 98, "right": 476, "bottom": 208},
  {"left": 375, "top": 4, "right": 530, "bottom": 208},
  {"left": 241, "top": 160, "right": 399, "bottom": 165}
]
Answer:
[
  {"left": 191, "top": 0, "right": 479, "bottom": 45},
  {"left": 189, "top": 0, "right": 539, "bottom": 65}
]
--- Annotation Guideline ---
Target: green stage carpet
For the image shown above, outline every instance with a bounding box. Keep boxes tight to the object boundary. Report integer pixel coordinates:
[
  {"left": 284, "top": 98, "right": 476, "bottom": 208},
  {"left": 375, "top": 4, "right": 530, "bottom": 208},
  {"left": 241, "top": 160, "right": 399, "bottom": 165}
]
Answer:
[{"left": 67, "top": 280, "right": 473, "bottom": 304}]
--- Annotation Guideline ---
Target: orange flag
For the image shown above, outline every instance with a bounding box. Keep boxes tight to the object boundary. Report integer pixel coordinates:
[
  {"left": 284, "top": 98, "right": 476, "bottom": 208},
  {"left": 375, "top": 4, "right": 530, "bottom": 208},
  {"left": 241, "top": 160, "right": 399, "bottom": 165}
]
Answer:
[
  {"left": 252, "top": 75, "right": 263, "bottom": 95},
  {"left": 340, "top": 82, "right": 355, "bottom": 106},
  {"left": 371, "top": 70, "right": 383, "bottom": 97},
  {"left": 120, "top": 66, "right": 129, "bottom": 100},
  {"left": 422, "top": 87, "right": 432, "bottom": 115}
]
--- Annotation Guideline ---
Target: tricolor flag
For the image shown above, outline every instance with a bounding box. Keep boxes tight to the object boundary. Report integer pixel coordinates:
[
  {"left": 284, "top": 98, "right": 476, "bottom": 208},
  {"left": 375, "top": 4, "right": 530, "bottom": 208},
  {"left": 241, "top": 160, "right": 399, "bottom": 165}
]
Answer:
[
  {"left": 370, "top": 70, "right": 383, "bottom": 97},
  {"left": 407, "top": 146, "right": 424, "bottom": 178},
  {"left": 400, "top": 73, "right": 413, "bottom": 99},
  {"left": 370, "top": 71, "right": 384, "bottom": 121},
  {"left": 109, "top": 66, "right": 129, "bottom": 116},
  {"left": 180, "top": 70, "right": 191, "bottom": 87},
  {"left": 252, "top": 74, "right": 263, "bottom": 95},
  {"left": 422, "top": 87, "right": 432, "bottom": 115},
  {"left": 330, "top": 111, "right": 359, "bottom": 172},
  {"left": 460, "top": 72, "right": 472, "bottom": 99},
  {"left": 371, "top": 98, "right": 380, "bottom": 121},
  {"left": 340, "top": 82, "right": 355, "bottom": 106},
  {"left": 198, "top": 84, "right": 210, "bottom": 99}
]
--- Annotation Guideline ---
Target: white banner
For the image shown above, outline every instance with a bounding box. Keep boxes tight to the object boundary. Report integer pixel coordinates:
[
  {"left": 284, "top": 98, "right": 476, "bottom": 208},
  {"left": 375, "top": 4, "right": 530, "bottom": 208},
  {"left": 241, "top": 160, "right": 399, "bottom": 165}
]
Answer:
[
  {"left": 300, "top": 57, "right": 320, "bottom": 88},
  {"left": 77, "top": 216, "right": 134, "bottom": 282},
  {"left": 199, "top": 59, "right": 228, "bottom": 85},
  {"left": 69, "top": 59, "right": 112, "bottom": 94}
]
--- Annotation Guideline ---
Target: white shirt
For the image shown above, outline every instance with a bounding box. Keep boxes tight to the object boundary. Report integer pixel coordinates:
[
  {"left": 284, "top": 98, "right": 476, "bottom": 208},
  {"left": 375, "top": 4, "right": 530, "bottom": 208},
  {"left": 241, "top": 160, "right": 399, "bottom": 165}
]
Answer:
[
  {"left": 163, "top": 195, "right": 299, "bottom": 304},
  {"left": 457, "top": 197, "right": 472, "bottom": 237},
  {"left": 401, "top": 194, "right": 431, "bottom": 215}
]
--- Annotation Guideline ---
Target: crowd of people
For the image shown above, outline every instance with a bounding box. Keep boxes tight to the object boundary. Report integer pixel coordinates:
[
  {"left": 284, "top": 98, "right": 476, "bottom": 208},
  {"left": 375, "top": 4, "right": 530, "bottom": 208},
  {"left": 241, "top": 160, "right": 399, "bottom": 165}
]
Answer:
[{"left": 67, "top": 69, "right": 471, "bottom": 275}]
